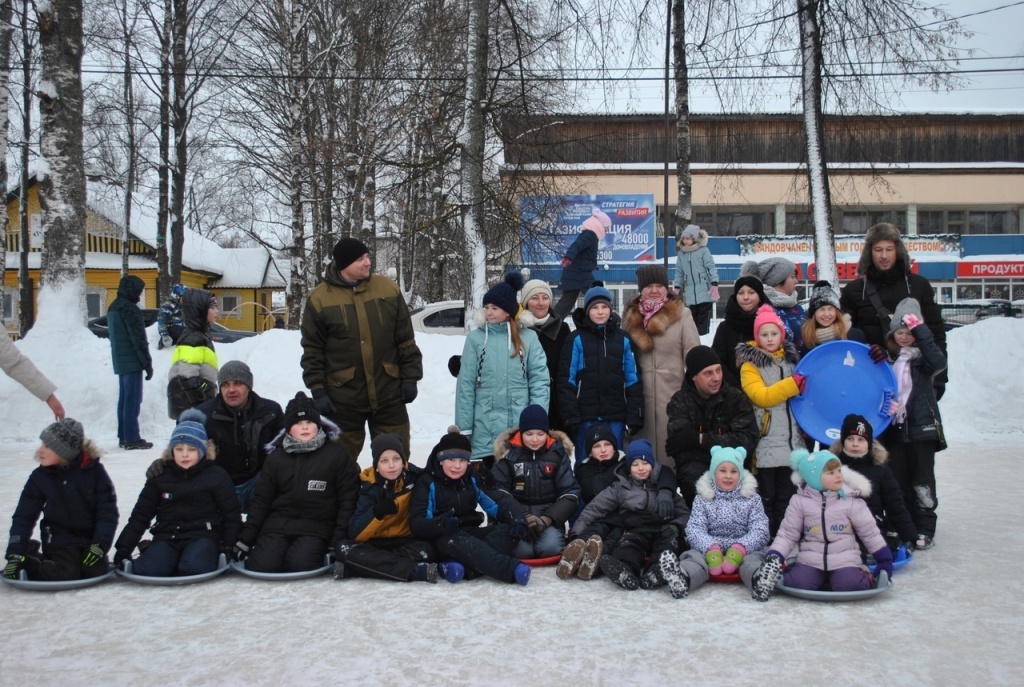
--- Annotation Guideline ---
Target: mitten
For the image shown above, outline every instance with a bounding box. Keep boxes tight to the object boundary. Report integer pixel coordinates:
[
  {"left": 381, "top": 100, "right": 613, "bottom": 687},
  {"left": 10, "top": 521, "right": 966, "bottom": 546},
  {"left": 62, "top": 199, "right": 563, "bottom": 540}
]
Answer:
[
  {"left": 509, "top": 521, "right": 530, "bottom": 540},
  {"left": 871, "top": 545, "right": 894, "bottom": 580},
  {"left": 160, "top": 334, "right": 174, "bottom": 349},
  {"left": 722, "top": 543, "right": 746, "bottom": 574},
  {"left": 114, "top": 549, "right": 131, "bottom": 570},
  {"left": 560, "top": 257, "right": 572, "bottom": 268},
  {"left": 655, "top": 490, "right": 674, "bottom": 520},
  {"left": 145, "top": 458, "right": 166, "bottom": 480},
  {"left": 791, "top": 373, "right": 807, "bottom": 394},
  {"left": 447, "top": 355, "right": 462, "bottom": 378},
  {"left": 869, "top": 344, "right": 888, "bottom": 364},
  {"left": 82, "top": 544, "right": 105, "bottom": 567},
  {"left": 625, "top": 423, "right": 643, "bottom": 438},
  {"left": 441, "top": 510, "right": 460, "bottom": 535},
  {"left": 233, "top": 541, "right": 251, "bottom": 562},
  {"left": 372, "top": 495, "right": 399, "bottom": 519},
  {"left": 311, "top": 388, "right": 337, "bottom": 415},
  {"left": 401, "top": 382, "right": 418, "bottom": 404},
  {"left": 4, "top": 554, "right": 25, "bottom": 579},
  {"left": 145, "top": 366, "right": 154, "bottom": 381},
  {"left": 525, "top": 513, "right": 550, "bottom": 536},
  {"left": 902, "top": 313, "right": 922, "bottom": 330},
  {"left": 660, "top": 524, "right": 680, "bottom": 541},
  {"left": 710, "top": 284, "right": 720, "bottom": 301},
  {"left": 705, "top": 545, "right": 724, "bottom": 575}
]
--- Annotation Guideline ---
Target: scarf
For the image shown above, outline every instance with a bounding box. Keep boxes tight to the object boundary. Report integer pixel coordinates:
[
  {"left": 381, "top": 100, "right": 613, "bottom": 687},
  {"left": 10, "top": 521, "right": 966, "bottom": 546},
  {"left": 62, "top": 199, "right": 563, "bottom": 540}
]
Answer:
[
  {"left": 283, "top": 429, "right": 327, "bottom": 454},
  {"left": 893, "top": 347, "right": 921, "bottom": 423},
  {"left": 530, "top": 313, "right": 552, "bottom": 328},
  {"left": 639, "top": 296, "right": 668, "bottom": 327},
  {"left": 763, "top": 285, "right": 798, "bottom": 309},
  {"left": 815, "top": 325, "right": 838, "bottom": 344}
]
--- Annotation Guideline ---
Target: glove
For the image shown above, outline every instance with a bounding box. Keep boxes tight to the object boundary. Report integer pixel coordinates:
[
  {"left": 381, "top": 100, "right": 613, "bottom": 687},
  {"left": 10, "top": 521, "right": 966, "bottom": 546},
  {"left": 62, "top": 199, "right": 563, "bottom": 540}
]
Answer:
[
  {"left": 660, "top": 524, "right": 680, "bottom": 541},
  {"left": 560, "top": 257, "right": 572, "bottom": 268},
  {"left": 655, "top": 490, "right": 674, "bottom": 520},
  {"left": 869, "top": 344, "right": 888, "bottom": 364},
  {"left": 791, "top": 373, "right": 807, "bottom": 394},
  {"left": 563, "top": 423, "right": 580, "bottom": 441},
  {"left": 871, "top": 545, "right": 894, "bottom": 580},
  {"left": 372, "top": 494, "right": 399, "bottom": 519},
  {"left": 525, "top": 513, "right": 551, "bottom": 537},
  {"left": 441, "top": 510, "right": 460, "bottom": 535},
  {"left": 447, "top": 355, "right": 462, "bottom": 378},
  {"left": 145, "top": 458, "right": 166, "bottom": 481},
  {"left": 722, "top": 543, "right": 746, "bottom": 574},
  {"left": 886, "top": 400, "right": 899, "bottom": 417},
  {"left": 144, "top": 365, "right": 154, "bottom": 381},
  {"left": 114, "top": 549, "right": 131, "bottom": 570},
  {"left": 902, "top": 313, "right": 922, "bottom": 330},
  {"left": 705, "top": 545, "right": 724, "bottom": 575},
  {"left": 82, "top": 544, "right": 105, "bottom": 567},
  {"left": 312, "top": 388, "right": 337, "bottom": 415},
  {"left": 400, "top": 382, "right": 418, "bottom": 404},
  {"left": 4, "top": 554, "right": 24, "bottom": 579},
  {"left": 160, "top": 334, "right": 173, "bottom": 349},
  {"left": 233, "top": 541, "right": 251, "bottom": 562},
  {"left": 626, "top": 423, "right": 643, "bottom": 438},
  {"left": 509, "top": 521, "right": 530, "bottom": 540},
  {"left": 710, "top": 284, "right": 720, "bottom": 301}
]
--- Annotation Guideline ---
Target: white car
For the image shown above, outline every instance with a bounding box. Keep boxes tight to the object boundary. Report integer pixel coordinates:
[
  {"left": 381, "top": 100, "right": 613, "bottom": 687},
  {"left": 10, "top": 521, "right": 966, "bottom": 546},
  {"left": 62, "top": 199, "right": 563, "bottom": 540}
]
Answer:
[{"left": 410, "top": 300, "right": 466, "bottom": 335}]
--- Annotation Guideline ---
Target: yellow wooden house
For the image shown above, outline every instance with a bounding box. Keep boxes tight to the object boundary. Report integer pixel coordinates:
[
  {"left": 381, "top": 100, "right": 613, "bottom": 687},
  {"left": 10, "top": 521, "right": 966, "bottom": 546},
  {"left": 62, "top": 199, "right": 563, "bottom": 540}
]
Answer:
[{"left": 4, "top": 178, "right": 285, "bottom": 335}]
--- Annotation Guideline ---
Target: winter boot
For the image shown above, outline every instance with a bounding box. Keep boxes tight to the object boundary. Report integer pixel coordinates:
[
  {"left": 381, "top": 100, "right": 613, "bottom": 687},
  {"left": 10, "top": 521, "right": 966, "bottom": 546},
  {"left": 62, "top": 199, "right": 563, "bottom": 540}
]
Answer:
[
  {"left": 577, "top": 535, "right": 604, "bottom": 581},
  {"left": 556, "top": 539, "right": 586, "bottom": 580},
  {"left": 439, "top": 561, "right": 465, "bottom": 584},
  {"left": 639, "top": 565, "right": 664, "bottom": 590},
  {"left": 600, "top": 555, "right": 639, "bottom": 591},
  {"left": 410, "top": 562, "right": 438, "bottom": 583},
  {"left": 751, "top": 554, "right": 784, "bottom": 602},
  {"left": 514, "top": 562, "right": 532, "bottom": 586},
  {"left": 655, "top": 550, "right": 690, "bottom": 599},
  {"left": 332, "top": 560, "right": 346, "bottom": 581},
  {"left": 915, "top": 535, "right": 935, "bottom": 551}
]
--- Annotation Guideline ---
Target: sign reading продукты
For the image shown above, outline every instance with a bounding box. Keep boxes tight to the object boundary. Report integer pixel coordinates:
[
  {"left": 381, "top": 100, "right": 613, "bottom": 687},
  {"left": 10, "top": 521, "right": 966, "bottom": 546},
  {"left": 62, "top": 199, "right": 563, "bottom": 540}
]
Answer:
[{"left": 519, "top": 194, "right": 657, "bottom": 264}]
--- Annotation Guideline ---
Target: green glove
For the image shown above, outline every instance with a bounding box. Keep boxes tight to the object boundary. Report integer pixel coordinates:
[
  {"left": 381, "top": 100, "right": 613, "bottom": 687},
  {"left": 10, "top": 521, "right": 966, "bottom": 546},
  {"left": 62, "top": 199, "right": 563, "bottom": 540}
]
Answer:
[
  {"left": 4, "top": 554, "right": 25, "bottom": 579},
  {"left": 82, "top": 544, "right": 105, "bottom": 567}
]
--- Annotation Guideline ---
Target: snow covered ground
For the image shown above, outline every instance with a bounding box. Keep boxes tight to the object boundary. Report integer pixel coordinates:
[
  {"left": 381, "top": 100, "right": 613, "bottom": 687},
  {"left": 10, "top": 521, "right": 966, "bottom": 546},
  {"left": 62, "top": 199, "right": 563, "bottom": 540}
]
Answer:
[{"left": 1, "top": 317, "right": 1022, "bottom": 686}]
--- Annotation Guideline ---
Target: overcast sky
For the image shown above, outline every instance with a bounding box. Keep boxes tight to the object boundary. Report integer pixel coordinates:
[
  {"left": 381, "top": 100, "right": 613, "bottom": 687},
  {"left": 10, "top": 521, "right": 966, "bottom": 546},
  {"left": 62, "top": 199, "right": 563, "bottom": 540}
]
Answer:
[{"left": 583, "top": 0, "right": 1024, "bottom": 114}]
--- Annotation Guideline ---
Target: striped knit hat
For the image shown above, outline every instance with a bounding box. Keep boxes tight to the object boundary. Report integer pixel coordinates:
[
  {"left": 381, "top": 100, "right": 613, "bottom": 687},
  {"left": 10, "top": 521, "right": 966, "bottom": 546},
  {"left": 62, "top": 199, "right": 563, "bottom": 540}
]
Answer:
[{"left": 170, "top": 409, "right": 208, "bottom": 459}]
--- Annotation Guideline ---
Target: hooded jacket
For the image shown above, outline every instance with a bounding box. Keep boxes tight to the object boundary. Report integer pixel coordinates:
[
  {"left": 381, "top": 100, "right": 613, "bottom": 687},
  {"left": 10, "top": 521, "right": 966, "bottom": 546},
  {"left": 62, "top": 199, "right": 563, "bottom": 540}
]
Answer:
[
  {"left": 711, "top": 294, "right": 766, "bottom": 389},
  {"left": 673, "top": 229, "right": 719, "bottom": 305},
  {"left": 106, "top": 275, "right": 152, "bottom": 375},
  {"left": 300, "top": 264, "right": 423, "bottom": 412},
  {"left": 889, "top": 324, "right": 947, "bottom": 449},
  {"left": 767, "top": 466, "right": 887, "bottom": 572},
  {"left": 114, "top": 442, "right": 241, "bottom": 555},
  {"left": 167, "top": 289, "right": 218, "bottom": 418},
  {"left": 559, "top": 229, "right": 599, "bottom": 291},
  {"left": 491, "top": 427, "right": 580, "bottom": 528},
  {"left": 828, "top": 441, "right": 918, "bottom": 544},
  {"left": 735, "top": 340, "right": 804, "bottom": 469},
  {"left": 6, "top": 440, "right": 119, "bottom": 557},
  {"left": 685, "top": 470, "right": 770, "bottom": 554},
  {"left": 570, "top": 461, "right": 690, "bottom": 538},
  {"left": 197, "top": 391, "right": 284, "bottom": 486}
]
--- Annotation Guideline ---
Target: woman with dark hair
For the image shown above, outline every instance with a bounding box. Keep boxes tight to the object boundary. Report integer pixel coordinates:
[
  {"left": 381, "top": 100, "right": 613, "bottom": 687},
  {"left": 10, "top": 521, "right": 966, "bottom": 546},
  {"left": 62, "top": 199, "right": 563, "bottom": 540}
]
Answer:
[{"left": 711, "top": 276, "right": 768, "bottom": 389}]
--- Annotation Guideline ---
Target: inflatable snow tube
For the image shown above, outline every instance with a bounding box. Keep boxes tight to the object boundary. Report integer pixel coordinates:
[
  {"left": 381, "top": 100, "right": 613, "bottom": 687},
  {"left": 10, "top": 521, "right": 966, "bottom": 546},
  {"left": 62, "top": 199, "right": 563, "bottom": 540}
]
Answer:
[
  {"left": 117, "top": 553, "right": 230, "bottom": 585},
  {"left": 230, "top": 554, "right": 333, "bottom": 580},
  {"left": 774, "top": 570, "right": 892, "bottom": 601},
  {"left": 1, "top": 567, "right": 115, "bottom": 592}
]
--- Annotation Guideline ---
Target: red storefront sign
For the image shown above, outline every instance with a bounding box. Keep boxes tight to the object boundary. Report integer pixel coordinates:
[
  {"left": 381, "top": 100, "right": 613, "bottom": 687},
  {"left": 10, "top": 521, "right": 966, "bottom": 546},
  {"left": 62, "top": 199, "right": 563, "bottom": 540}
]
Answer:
[{"left": 957, "top": 262, "right": 1024, "bottom": 278}]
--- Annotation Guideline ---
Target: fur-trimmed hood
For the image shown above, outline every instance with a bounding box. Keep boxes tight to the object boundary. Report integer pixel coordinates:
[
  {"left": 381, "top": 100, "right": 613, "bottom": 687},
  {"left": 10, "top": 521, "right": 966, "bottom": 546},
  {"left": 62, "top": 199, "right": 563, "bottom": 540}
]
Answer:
[
  {"left": 827, "top": 439, "right": 889, "bottom": 466},
  {"left": 734, "top": 339, "right": 800, "bottom": 368},
  {"left": 157, "top": 439, "right": 218, "bottom": 464},
  {"left": 677, "top": 228, "right": 709, "bottom": 251},
  {"left": 492, "top": 426, "right": 573, "bottom": 461},
  {"left": 53, "top": 439, "right": 104, "bottom": 469},
  {"left": 858, "top": 222, "right": 912, "bottom": 276},
  {"left": 264, "top": 415, "right": 342, "bottom": 453},
  {"left": 622, "top": 295, "right": 685, "bottom": 352},
  {"left": 791, "top": 463, "right": 872, "bottom": 498},
  {"left": 694, "top": 469, "right": 759, "bottom": 501}
]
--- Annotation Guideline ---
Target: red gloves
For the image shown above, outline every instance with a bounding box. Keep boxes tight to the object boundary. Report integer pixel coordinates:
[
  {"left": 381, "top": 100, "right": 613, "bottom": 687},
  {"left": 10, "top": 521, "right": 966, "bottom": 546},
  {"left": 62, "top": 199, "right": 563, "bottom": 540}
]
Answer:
[{"left": 791, "top": 373, "right": 807, "bottom": 394}]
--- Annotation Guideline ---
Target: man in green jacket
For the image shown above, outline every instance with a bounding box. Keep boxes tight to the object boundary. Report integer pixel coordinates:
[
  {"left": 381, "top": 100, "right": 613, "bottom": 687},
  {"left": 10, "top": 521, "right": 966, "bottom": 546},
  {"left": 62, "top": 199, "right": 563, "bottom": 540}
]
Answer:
[{"left": 300, "top": 238, "right": 423, "bottom": 460}]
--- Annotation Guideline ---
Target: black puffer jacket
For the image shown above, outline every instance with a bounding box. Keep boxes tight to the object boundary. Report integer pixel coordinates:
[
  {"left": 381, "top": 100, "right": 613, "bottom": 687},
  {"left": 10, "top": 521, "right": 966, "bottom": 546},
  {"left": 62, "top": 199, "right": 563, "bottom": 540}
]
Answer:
[
  {"left": 114, "top": 445, "right": 242, "bottom": 555},
  {"left": 491, "top": 428, "right": 580, "bottom": 528},
  {"left": 197, "top": 391, "right": 284, "bottom": 486},
  {"left": 6, "top": 441, "right": 119, "bottom": 557},
  {"left": 829, "top": 442, "right": 917, "bottom": 545},
  {"left": 889, "top": 324, "right": 947, "bottom": 449},
  {"left": 519, "top": 311, "right": 571, "bottom": 431},
  {"left": 239, "top": 439, "right": 361, "bottom": 547},
  {"left": 711, "top": 296, "right": 761, "bottom": 389}
]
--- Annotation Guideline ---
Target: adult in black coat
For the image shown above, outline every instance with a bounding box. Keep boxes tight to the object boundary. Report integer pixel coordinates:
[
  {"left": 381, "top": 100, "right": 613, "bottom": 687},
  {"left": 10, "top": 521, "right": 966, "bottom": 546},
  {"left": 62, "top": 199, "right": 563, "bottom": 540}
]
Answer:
[
  {"left": 710, "top": 275, "right": 767, "bottom": 389},
  {"left": 106, "top": 274, "right": 154, "bottom": 449},
  {"left": 518, "top": 279, "right": 571, "bottom": 431},
  {"left": 665, "top": 347, "right": 759, "bottom": 507}
]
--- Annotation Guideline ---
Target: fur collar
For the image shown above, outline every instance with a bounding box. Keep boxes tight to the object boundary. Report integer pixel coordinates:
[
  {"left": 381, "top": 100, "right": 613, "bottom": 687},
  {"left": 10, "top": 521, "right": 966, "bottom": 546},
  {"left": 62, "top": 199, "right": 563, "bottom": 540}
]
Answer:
[
  {"left": 734, "top": 340, "right": 799, "bottom": 368},
  {"left": 493, "top": 426, "right": 573, "bottom": 461},
  {"left": 158, "top": 439, "right": 218, "bottom": 463},
  {"left": 622, "top": 296, "right": 684, "bottom": 352},
  {"left": 828, "top": 439, "right": 889, "bottom": 466},
  {"left": 791, "top": 464, "right": 873, "bottom": 498},
  {"left": 677, "top": 228, "right": 709, "bottom": 251},
  {"left": 694, "top": 470, "right": 759, "bottom": 501},
  {"left": 265, "top": 415, "right": 342, "bottom": 454},
  {"left": 857, "top": 223, "right": 912, "bottom": 277}
]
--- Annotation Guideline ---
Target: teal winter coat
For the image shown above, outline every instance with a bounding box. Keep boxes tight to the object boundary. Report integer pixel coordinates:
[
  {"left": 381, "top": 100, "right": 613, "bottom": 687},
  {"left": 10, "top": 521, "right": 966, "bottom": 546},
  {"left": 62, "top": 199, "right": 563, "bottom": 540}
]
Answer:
[{"left": 107, "top": 275, "right": 152, "bottom": 375}]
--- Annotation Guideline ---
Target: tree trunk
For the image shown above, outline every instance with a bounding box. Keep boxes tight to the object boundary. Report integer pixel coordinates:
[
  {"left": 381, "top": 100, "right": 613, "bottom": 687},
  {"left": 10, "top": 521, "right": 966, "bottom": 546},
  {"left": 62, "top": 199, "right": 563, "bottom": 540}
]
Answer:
[
  {"left": 35, "top": 0, "right": 87, "bottom": 326},
  {"left": 18, "top": 0, "right": 31, "bottom": 334},
  {"left": 286, "top": 3, "right": 306, "bottom": 331},
  {"left": 156, "top": 0, "right": 171, "bottom": 303},
  {"left": 798, "top": 0, "right": 837, "bottom": 286},
  {"left": 459, "top": 0, "right": 489, "bottom": 312},
  {"left": 169, "top": 0, "right": 188, "bottom": 285},
  {"left": 0, "top": 0, "right": 10, "bottom": 300},
  {"left": 121, "top": 0, "right": 135, "bottom": 278},
  {"left": 672, "top": 0, "right": 691, "bottom": 234}
]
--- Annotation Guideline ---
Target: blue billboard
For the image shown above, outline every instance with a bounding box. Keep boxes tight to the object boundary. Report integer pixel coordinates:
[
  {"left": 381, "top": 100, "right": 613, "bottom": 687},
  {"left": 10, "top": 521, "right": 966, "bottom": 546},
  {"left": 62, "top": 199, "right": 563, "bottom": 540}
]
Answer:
[{"left": 519, "top": 194, "right": 658, "bottom": 264}]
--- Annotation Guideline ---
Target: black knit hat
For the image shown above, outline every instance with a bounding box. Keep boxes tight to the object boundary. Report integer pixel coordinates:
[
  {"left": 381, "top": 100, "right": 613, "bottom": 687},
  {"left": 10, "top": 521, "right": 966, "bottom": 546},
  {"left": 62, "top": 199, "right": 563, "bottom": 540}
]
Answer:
[
  {"left": 40, "top": 418, "right": 84, "bottom": 462},
  {"left": 584, "top": 423, "right": 618, "bottom": 456},
  {"left": 284, "top": 392, "right": 321, "bottom": 431},
  {"left": 636, "top": 265, "right": 669, "bottom": 291},
  {"left": 429, "top": 425, "right": 472, "bottom": 465},
  {"left": 685, "top": 345, "right": 722, "bottom": 382},
  {"left": 483, "top": 271, "right": 525, "bottom": 319},
  {"left": 840, "top": 414, "right": 873, "bottom": 452},
  {"left": 732, "top": 275, "right": 767, "bottom": 304},
  {"left": 518, "top": 404, "right": 549, "bottom": 433},
  {"left": 371, "top": 433, "right": 407, "bottom": 469},
  {"left": 333, "top": 237, "right": 370, "bottom": 271}
]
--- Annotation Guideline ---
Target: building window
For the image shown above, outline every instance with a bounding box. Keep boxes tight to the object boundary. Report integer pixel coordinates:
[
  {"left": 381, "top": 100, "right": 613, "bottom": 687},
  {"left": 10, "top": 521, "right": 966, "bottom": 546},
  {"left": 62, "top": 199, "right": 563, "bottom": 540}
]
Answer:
[
  {"left": 967, "top": 210, "right": 1018, "bottom": 235},
  {"left": 221, "top": 294, "right": 241, "bottom": 316},
  {"left": 839, "top": 210, "right": 905, "bottom": 235},
  {"left": 2, "top": 293, "right": 12, "bottom": 321},
  {"left": 86, "top": 293, "right": 102, "bottom": 319},
  {"left": 785, "top": 212, "right": 813, "bottom": 236}
]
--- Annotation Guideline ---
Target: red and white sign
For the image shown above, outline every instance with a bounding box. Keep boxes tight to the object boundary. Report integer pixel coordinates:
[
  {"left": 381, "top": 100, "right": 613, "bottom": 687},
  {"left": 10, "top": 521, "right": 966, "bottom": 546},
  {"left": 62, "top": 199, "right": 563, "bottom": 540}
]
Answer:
[{"left": 957, "top": 262, "right": 1024, "bottom": 278}]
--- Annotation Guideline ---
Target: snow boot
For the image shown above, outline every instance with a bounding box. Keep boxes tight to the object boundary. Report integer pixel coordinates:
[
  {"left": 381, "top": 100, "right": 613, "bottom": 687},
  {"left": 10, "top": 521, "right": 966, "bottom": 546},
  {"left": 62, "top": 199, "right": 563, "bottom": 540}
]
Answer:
[
  {"left": 439, "top": 561, "right": 465, "bottom": 584},
  {"left": 577, "top": 535, "right": 604, "bottom": 581},
  {"left": 915, "top": 535, "right": 935, "bottom": 551},
  {"left": 639, "top": 565, "right": 664, "bottom": 590},
  {"left": 657, "top": 550, "right": 690, "bottom": 599},
  {"left": 556, "top": 539, "right": 586, "bottom": 580},
  {"left": 514, "top": 562, "right": 532, "bottom": 586},
  {"left": 410, "top": 562, "right": 438, "bottom": 583},
  {"left": 751, "top": 555, "right": 783, "bottom": 602},
  {"left": 600, "top": 555, "right": 639, "bottom": 590}
]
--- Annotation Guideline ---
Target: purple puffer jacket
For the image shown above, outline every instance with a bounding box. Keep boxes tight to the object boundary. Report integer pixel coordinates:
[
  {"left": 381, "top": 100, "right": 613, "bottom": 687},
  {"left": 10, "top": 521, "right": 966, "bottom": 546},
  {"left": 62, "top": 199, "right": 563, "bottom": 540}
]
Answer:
[{"left": 767, "top": 466, "right": 886, "bottom": 571}]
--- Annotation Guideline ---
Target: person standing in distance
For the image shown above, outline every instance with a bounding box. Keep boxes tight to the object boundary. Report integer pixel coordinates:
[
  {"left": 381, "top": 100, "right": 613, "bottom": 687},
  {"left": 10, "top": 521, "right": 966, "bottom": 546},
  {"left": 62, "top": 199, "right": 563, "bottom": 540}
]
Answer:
[{"left": 301, "top": 237, "right": 423, "bottom": 460}]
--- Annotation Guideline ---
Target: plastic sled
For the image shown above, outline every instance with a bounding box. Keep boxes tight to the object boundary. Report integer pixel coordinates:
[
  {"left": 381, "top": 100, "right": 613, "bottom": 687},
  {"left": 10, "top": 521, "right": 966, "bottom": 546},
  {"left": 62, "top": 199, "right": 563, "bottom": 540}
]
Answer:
[
  {"left": 520, "top": 555, "right": 561, "bottom": 567},
  {"left": 708, "top": 572, "right": 741, "bottom": 584},
  {"left": 868, "top": 545, "right": 912, "bottom": 576},
  {"left": 774, "top": 570, "right": 891, "bottom": 601},
  {"left": 791, "top": 340, "right": 898, "bottom": 445},
  {"left": 117, "top": 553, "right": 230, "bottom": 586},
  {"left": 1, "top": 566, "right": 115, "bottom": 592},
  {"left": 230, "top": 553, "right": 333, "bottom": 580}
]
